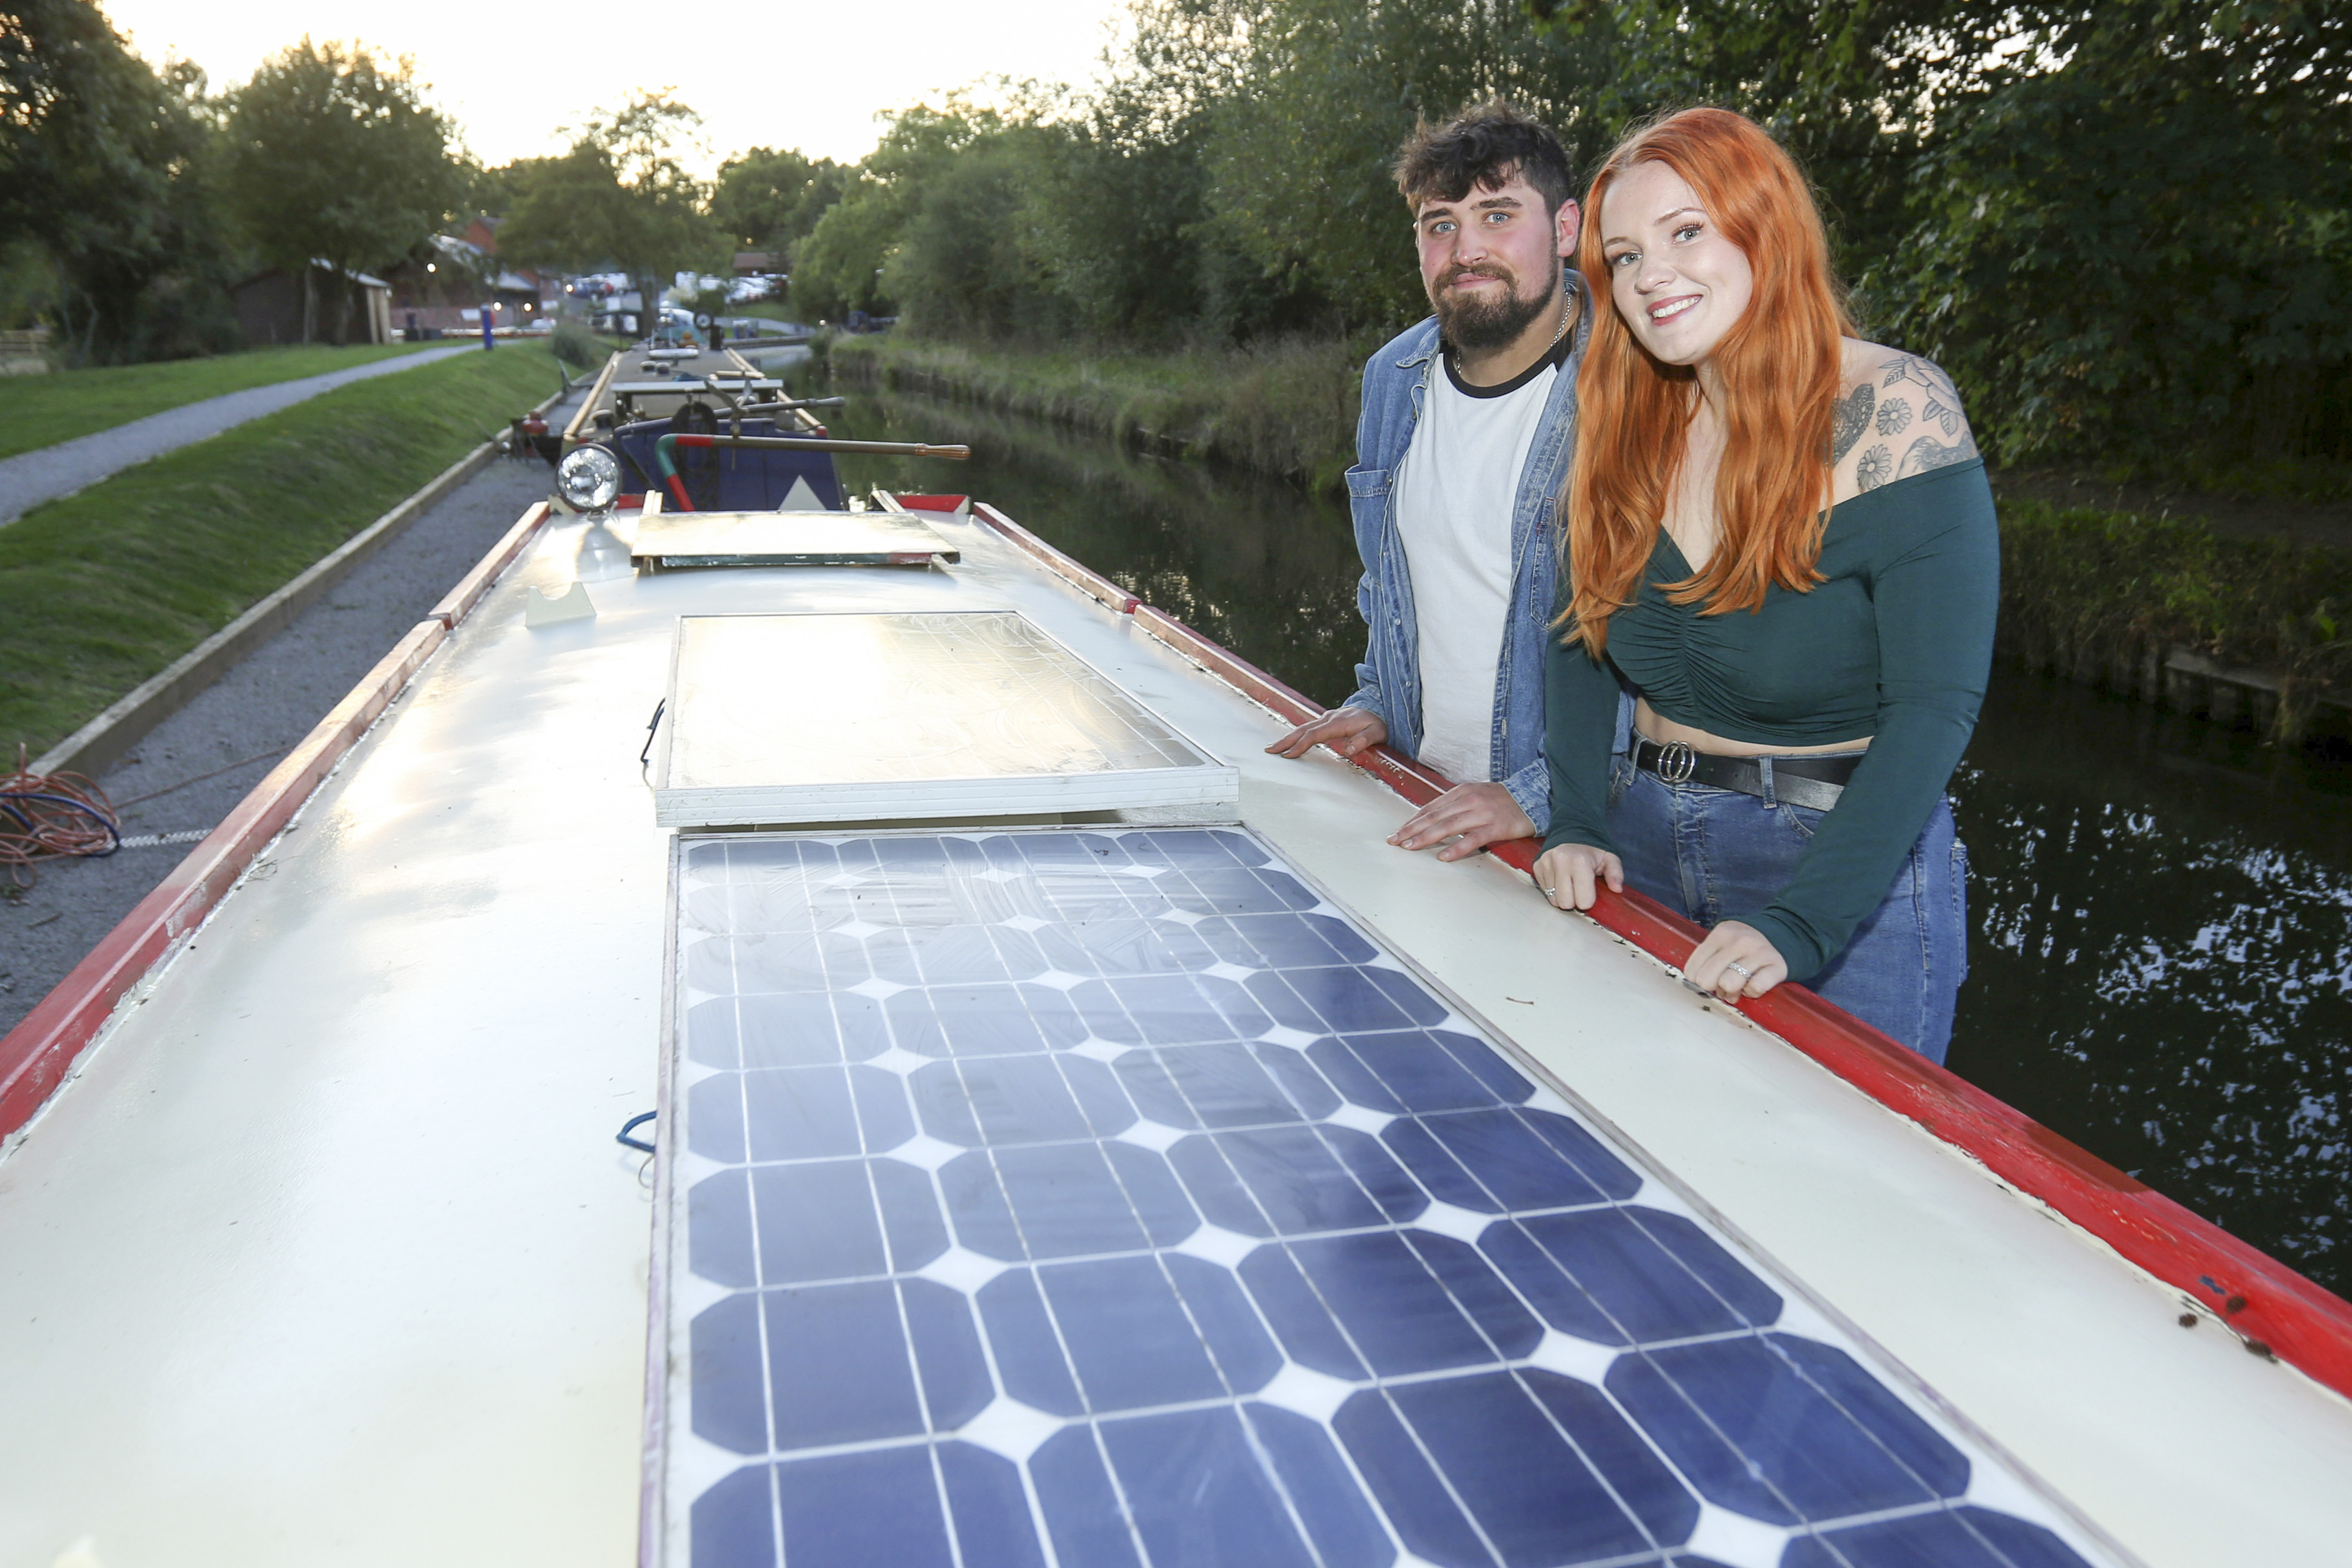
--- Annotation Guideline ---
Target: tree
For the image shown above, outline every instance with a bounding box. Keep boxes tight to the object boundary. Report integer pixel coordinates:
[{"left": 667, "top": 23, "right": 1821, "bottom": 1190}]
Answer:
[
  {"left": 788, "top": 104, "right": 989, "bottom": 323},
  {"left": 1192, "top": 0, "right": 1622, "bottom": 335},
  {"left": 218, "top": 39, "right": 465, "bottom": 343},
  {"left": 1863, "top": 1, "right": 2352, "bottom": 469},
  {"left": 1542, "top": 0, "right": 2352, "bottom": 470},
  {"left": 500, "top": 91, "right": 711, "bottom": 333},
  {"left": 472, "top": 154, "right": 565, "bottom": 220},
  {"left": 711, "top": 146, "right": 845, "bottom": 252},
  {"left": 1, "top": 0, "right": 237, "bottom": 362}
]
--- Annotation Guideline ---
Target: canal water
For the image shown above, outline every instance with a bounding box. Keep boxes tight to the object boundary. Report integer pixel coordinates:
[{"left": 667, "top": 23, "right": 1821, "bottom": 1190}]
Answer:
[{"left": 801, "top": 373, "right": 2352, "bottom": 1301}]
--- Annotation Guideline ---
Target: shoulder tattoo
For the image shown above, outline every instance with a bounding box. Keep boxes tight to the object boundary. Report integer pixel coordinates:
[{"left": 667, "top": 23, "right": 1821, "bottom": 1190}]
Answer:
[
  {"left": 1880, "top": 354, "right": 1979, "bottom": 474},
  {"left": 1831, "top": 382, "right": 1873, "bottom": 463},
  {"left": 1857, "top": 444, "right": 1893, "bottom": 491}
]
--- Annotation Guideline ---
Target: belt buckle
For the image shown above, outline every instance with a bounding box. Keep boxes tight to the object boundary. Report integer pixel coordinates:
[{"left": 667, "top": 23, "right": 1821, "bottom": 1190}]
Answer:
[{"left": 1656, "top": 740, "right": 1696, "bottom": 784}]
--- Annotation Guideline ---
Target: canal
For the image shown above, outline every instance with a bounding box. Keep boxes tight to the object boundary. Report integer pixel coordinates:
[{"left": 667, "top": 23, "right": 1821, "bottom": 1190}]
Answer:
[{"left": 799, "top": 371, "right": 2352, "bottom": 1302}]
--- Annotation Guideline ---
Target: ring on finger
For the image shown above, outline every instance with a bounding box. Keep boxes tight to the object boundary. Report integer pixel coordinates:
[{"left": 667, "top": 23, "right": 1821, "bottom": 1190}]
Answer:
[{"left": 1724, "top": 961, "right": 1752, "bottom": 979}]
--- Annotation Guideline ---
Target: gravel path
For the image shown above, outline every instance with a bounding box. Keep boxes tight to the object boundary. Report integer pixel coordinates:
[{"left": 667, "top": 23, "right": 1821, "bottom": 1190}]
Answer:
[
  {"left": 0, "top": 398, "right": 579, "bottom": 1036},
  {"left": 0, "top": 345, "right": 477, "bottom": 527}
]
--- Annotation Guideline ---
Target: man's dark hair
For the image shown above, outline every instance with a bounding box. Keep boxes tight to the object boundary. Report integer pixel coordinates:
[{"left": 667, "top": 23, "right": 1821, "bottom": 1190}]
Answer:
[{"left": 1393, "top": 102, "right": 1575, "bottom": 217}]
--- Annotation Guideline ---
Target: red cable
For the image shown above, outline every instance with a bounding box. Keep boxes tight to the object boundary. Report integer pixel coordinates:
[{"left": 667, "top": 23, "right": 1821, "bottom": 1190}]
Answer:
[{"left": 0, "top": 745, "right": 120, "bottom": 888}]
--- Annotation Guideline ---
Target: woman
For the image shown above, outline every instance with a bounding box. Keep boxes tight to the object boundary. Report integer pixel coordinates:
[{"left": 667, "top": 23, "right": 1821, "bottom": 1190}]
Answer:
[{"left": 1533, "top": 108, "right": 1996, "bottom": 1061}]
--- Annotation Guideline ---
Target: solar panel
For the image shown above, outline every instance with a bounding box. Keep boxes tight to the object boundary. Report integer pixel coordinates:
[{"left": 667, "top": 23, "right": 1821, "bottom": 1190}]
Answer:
[
  {"left": 631, "top": 511, "right": 960, "bottom": 568},
  {"left": 651, "top": 828, "right": 2114, "bottom": 1568},
  {"left": 652, "top": 614, "right": 1240, "bottom": 829}
]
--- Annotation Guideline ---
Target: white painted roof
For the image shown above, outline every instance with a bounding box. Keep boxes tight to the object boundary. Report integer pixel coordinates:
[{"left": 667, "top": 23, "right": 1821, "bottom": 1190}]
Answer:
[{"left": 0, "top": 506, "right": 2346, "bottom": 1566}]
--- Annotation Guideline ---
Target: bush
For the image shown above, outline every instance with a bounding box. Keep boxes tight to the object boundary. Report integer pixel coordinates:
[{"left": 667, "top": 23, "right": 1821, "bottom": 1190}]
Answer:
[
  {"left": 548, "top": 319, "right": 609, "bottom": 375},
  {"left": 1998, "top": 499, "right": 2352, "bottom": 739}
]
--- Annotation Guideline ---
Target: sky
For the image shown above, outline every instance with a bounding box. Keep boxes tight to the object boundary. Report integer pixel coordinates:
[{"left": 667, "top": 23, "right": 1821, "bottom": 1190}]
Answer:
[{"left": 101, "top": 0, "right": 1134, "bottom": 171}]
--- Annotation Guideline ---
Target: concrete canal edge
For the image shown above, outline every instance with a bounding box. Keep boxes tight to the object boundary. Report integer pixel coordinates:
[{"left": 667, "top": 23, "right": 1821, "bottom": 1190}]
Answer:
[{"left": 30, "top": 376, "right": 580, "bottom": 781}]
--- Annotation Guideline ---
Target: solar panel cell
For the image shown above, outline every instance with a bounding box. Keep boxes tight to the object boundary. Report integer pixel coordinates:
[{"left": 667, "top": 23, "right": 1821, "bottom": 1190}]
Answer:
[
  {"left": 1382, "top": 1107, "right": 1618, "bottom": 1212},
  {"left": 774, "top": 1447, "right": 956, "bottom": 1566},
  {"left": 657, "top": 829, "right": 2107, "bottom": 1568},
  {"left": 1608, "top": 1334, "right": 1967, "bottom": 1524},
  {"left": 1780, "top": 1505, "right": 2089, "bottom": 1568},
  {"left": 933, "top": 1443, "right": 1050, "bottom": 1568},
  {"left": 1116, "top": 1039, "right": 1340, "bottom": 1128},
  {"left": 1098, "top": 1406, "right": 1326, "bottom": 1568},
  {"left": 1492, "top": 1208, "right": 1783, "bottom": 1343},
  {"left": 690, "top": 1465, "right": 777, "bottom": 1568},
  {"left": 1029, "top": 1428, "right": 1147, "bottom": 1568}
]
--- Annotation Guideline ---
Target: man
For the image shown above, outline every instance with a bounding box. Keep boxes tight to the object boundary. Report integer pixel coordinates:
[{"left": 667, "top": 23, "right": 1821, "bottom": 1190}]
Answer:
[{"left": 1267, "top": 103, "right": 1589, "bottom": 862}]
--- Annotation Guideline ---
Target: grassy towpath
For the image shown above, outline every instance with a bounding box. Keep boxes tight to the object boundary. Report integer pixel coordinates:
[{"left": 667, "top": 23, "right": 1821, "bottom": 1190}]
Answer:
[
  {"left": 0, "top": 342, "right": 448, "bottom": 462},
  {"left": 0, "top": 343, "right": 566, "bottom": 760}
]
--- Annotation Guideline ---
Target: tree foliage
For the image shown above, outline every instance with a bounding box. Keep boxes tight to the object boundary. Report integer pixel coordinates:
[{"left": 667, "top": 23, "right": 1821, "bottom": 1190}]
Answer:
[
  {"left": 501, "top": 91, "right": 713, "bottom": 316},
  {"left": 1540, "top": 0, "right": 2352, "bottom": 470},
  {"left": 0, "top": 0, "right": 237, "bottom": 362},
  {"left": 776, "top": 0, "right": 2350, "bottom": 474},
  {"left": 711, "top": 146, "right": 848, "bottom": 251},
  {"left": 218, "top": 38, "right": 466, "bottom": 342}
]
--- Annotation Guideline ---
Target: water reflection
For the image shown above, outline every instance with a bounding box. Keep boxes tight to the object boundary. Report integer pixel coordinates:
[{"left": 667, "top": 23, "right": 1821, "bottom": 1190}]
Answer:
[
  {"left": 809, "top": 380, "right": 1366, "bottom": 707},
  {"left": 1950, "top": 676, "right": 2352, "bottom": 1291},
  {"left": 812, "top": 374, "right": 2352, "bottom": 1299}
]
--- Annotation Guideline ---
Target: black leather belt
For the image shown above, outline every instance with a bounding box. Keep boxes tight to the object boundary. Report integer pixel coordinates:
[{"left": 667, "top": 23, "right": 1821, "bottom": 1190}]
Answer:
[{"left": 1632, "top": 738, "right": 1860, "bottom": 812}]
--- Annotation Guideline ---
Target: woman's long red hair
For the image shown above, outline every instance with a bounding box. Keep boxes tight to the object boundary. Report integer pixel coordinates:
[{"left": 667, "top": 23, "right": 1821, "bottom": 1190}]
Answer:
[{"left": 1561, "top": 108, "right": 1856, "bottom": 656}]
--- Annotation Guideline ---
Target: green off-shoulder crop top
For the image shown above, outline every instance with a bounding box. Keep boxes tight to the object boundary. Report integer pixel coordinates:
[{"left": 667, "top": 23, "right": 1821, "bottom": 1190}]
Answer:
[{"left": 1542, "top": 459, "right": 1999, "bottom": 982}]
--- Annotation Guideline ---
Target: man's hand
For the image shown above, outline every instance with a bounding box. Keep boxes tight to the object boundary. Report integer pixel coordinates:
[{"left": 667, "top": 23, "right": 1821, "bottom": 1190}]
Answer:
[
  {"left": 1389, "top": 783, "right": 1536, "bottom": 862},
  {"left": 1533, "top": 842, "right": 1623, "bottom": 910},
  {"left": 1684, "top": 920, "right": 1788, "bottom": 1003},
  {"left": 1266, "top": 707, "right": 1387, "bottom": 760}
]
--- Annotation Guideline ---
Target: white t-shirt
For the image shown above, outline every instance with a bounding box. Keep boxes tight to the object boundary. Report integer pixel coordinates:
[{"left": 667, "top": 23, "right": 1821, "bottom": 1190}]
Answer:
[{"left": 1392, "top": 342, "right": 1562, "bottom": 783}]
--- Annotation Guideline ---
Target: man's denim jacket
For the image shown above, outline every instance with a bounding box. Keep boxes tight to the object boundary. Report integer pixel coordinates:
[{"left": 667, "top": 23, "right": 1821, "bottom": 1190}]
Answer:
[{"left": 1341, "top": 272, "right": 1593, "bottom": 834}]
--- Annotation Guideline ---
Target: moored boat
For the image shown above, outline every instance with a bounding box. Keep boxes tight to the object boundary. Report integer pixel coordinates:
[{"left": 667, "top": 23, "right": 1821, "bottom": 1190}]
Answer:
[{"left": 2, "top": 352, "right": 2349, "bottom": 1568}]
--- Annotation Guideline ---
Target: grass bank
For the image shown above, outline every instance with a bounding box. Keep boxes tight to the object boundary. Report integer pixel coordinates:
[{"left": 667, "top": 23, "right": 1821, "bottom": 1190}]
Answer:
[
  {"left": 0, "top": 342, "right": 445, "bottom": 461},
  {"left": 825, "top": 333, "right": 1362, "bottom": 489},
  {"left": 0, "top": 343, "right": 564, "bottom": 759}
]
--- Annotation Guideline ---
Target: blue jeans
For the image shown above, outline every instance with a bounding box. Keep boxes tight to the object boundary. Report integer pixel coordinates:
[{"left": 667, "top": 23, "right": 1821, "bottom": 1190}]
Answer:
[{"left": 1606, "top": 756, "right": 1970, "bottom": 1062}]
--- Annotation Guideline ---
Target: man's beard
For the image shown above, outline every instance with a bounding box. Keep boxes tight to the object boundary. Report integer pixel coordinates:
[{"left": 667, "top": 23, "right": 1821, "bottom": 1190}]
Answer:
[{"left": 1431, "top": 263, "right": 1555, "bottom": 350}]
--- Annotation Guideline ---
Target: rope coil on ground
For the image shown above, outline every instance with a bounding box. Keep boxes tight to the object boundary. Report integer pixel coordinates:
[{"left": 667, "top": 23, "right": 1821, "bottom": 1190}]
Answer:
[{"left": 0, "top": 744, "right": 120, "bottom": 888}]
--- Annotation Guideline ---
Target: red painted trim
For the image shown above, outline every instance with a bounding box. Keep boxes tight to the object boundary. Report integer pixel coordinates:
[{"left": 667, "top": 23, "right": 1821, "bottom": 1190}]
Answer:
[
  {"left": 429, "top": 502, "right": 549, "bottom": 629},
  {"left": 0, "top": 621, "right": 447, "bottom": 1140},
  {"left": 1112, "top": 575, "right": 2352, "bottom": 1401},
  {"left": 892, "top": 494, "right": 970, "bottom": 513},
  {"left": 971, "top": 502, "right": 1141, "bottom": 615}
]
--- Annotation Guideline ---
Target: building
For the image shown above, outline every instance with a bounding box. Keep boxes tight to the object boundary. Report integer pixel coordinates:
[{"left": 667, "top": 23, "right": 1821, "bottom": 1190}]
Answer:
[
  {"left": 230, "top": 262, "right": 392, "bottom": 346},
  {"left": 378, "top": 224, "right": 557, "bottom": 337}
]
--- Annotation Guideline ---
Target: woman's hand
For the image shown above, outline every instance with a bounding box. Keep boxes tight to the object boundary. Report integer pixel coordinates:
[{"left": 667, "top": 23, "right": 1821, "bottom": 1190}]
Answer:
[
  {"left": 1685, "top": 920, "right": 1788, "bottom": 1002},
  {"left": 1533, "top": 843, "right": 1623, "bottom": 911}
]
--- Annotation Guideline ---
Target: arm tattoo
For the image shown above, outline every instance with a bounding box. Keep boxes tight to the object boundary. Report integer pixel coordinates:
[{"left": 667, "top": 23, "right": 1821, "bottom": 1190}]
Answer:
[
  {"left": 1875, "top": 397, "right": 1911, "bottom": 436},
  {"left": 1897, "top": 435, "right": 1976, "bottom": 477},
  {"left": 1880, "top": 354, "right": 1979, "bottom": 464},
  {"left": 1831, "top": 383, "right": 1873, "bottom": 462},
  {"left": 1857, "top": 445, "right": 1893, "bottom": 491}
]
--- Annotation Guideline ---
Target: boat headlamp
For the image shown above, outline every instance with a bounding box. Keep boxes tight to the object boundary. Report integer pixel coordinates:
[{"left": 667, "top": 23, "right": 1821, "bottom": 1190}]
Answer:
[{"left": 556, "top": 445, "right": 622, "bottom": 514}]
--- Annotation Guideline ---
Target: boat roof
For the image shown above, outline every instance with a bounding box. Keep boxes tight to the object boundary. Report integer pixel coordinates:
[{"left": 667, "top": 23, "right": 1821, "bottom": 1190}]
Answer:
[{"left": 0, "top": 496, "right": 2348, "bottom": 1565}]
